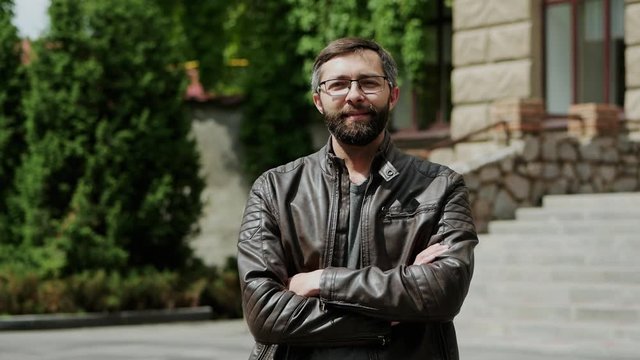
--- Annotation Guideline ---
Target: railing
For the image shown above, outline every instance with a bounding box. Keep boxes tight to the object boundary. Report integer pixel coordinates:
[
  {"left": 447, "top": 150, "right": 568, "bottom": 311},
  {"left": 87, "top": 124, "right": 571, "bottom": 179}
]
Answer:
[
  {"left": 424, "top": 120, "right": 510, "bottom": 154},
  {"left": 414, "top": 111, "right": 639, "bottom": 157}
]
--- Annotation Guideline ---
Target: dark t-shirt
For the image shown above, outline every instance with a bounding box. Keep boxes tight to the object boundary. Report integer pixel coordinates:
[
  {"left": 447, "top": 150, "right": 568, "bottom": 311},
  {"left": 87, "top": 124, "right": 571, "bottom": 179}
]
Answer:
[{"left": 347, "top": 178, "right": 368, "bottom": 269}]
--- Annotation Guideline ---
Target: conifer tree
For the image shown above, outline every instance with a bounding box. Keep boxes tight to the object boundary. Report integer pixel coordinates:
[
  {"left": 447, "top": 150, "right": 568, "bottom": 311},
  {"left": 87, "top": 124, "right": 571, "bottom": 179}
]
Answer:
[
  {"left": 0, "top": 0, "right": 27, "bottom": 258},
  {"left": 13, "top": 0, "right": 204, "bottom": 275}
]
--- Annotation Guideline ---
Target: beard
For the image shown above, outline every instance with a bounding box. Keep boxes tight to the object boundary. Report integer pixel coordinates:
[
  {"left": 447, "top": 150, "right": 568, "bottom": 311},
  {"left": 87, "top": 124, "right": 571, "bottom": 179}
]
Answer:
[{"left": 323, "top": 102, "right": 390, "bottom": 146}]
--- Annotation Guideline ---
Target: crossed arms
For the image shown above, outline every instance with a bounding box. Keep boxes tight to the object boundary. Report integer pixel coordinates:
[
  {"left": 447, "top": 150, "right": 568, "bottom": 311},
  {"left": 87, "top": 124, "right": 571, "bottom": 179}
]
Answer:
[
  {"left": 288, "top": 243, "right": 450, "bottom": 297},
  {"left": 237, "top": 174, "right": 477, "bottom": 346}
]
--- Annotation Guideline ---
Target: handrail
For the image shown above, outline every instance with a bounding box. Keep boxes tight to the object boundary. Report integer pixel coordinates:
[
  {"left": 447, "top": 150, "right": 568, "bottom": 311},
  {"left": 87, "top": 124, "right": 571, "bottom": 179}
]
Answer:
[
  {"left": 425, "top": 120, "right": 510, "bottom": 153},
  {"left": 422, "top": 111, "right": 639, "bottom": 156}
]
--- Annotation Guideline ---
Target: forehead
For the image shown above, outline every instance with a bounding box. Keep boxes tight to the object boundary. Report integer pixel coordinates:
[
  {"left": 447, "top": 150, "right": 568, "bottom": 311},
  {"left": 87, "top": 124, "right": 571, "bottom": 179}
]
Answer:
[{"left": 319, "top": 50, "right": 383, "bottom": 80}]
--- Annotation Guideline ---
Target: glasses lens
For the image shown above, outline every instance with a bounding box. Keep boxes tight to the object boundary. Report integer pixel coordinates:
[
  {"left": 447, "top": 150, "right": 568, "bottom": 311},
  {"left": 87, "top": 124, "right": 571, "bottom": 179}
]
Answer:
[
  {"left": 322, "top": 76, "right": 385, "bottom": 96},
  {"left": 324, "top": 80, "right": 351, "bottom": 96},
  {"left": 358, "top": 77, "right": 385, "bottom": 93}
]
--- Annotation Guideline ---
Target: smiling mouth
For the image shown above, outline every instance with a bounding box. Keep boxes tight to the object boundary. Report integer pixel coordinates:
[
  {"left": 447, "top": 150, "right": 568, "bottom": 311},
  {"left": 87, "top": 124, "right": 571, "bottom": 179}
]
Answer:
[{"left": 343, "top": 112, "right": 371, "bottom": 120}]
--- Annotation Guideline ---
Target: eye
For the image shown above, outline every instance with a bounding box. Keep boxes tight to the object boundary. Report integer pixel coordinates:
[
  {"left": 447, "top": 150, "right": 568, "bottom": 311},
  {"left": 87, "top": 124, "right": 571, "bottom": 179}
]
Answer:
[
  {"left": 359, "top": 78, "right": 381, "bottom": 89},
  {"left": 326, "top": 80, "right": 349, "bottom": 91}
]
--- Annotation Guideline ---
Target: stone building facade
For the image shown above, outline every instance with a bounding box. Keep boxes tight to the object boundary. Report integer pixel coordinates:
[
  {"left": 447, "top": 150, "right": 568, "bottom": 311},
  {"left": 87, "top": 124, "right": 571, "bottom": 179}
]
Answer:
[
  {"left": 452, "top": 0, "right": 540, "bottom": 142},
  {"left": 450, "top": 0, "right": 640, "bottom": 155},
  {"left": 628, "top": 0, "right": 640, "bottom": 121},
  {"left": 444, "top": 0, "right": 640, "bottom": 231},
  {"left": 191, "top": 0, "right": 640, "bottom": 263}
]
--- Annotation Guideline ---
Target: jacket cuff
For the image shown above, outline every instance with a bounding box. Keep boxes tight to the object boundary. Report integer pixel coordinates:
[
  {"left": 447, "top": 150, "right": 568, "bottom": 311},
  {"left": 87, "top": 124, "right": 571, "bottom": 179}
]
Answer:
[{"left": 319, "top": 267, "right": 337, "bottom": 301}]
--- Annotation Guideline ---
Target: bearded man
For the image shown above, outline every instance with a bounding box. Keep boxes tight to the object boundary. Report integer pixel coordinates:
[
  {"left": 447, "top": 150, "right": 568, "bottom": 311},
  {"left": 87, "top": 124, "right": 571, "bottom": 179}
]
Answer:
[{"left": 237, "top": 37, "right": 478, "bottom": 360}]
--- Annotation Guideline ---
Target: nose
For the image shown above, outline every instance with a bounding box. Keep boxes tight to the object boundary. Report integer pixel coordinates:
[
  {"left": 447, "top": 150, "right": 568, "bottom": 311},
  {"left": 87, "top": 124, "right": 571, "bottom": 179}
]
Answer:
[{"left": 345, "top": 80, "right": 365, "bottom": 103}]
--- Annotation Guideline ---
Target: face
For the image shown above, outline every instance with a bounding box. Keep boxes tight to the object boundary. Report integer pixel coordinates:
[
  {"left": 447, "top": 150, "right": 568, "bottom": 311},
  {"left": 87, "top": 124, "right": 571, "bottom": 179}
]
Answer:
[{"left": 313, "top": 50, "right": 399, "bottom": 146}]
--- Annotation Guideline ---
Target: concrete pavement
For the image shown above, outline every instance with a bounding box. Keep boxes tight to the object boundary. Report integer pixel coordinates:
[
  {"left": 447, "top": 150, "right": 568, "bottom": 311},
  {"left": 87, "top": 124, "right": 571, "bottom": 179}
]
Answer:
[{"left": 0, "top": 319, "right": 627, "bottom": 360}]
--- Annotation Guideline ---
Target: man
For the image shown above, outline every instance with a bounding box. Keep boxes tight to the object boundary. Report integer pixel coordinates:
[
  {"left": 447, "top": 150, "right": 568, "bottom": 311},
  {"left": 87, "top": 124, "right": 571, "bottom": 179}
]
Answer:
[{"left": 237, "top": 37, "right": 478, "bottom": 360}]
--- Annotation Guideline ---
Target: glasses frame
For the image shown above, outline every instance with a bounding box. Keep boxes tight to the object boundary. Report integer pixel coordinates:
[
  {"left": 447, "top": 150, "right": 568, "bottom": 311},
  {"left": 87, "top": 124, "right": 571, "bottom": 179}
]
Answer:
[{"left": 317, "top": 75, "right": 389, "bottom": 97}]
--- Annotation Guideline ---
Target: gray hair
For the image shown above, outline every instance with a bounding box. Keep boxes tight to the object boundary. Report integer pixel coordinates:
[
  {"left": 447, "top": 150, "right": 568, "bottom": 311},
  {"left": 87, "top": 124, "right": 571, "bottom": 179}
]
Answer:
[{"left": 311, "top": 37, "right": 398, "bottom": 93}]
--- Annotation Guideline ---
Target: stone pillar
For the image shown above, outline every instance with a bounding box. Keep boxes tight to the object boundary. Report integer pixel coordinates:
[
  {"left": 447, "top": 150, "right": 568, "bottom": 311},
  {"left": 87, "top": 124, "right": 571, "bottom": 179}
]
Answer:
[
  {"left": 490, "top": 98, "right": 545, "bottom": 139},
  {"left": 626, "top": 0, "right": 640, "bottom": 138},
  {"left": 451, "top": 0, "right": 540, "bottom": 142},
  {"left": 568, "top": 103, "right": 621, "bottom": 137}
]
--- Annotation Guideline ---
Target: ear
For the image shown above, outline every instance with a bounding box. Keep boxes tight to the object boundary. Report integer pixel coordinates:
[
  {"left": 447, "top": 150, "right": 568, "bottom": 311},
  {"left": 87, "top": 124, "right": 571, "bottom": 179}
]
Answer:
[
  {"left": 313, "top": 92, "right": 324, "bottom": 114},
  {"left": 388, "top": 86, "right": 400, "bottom": 111}
]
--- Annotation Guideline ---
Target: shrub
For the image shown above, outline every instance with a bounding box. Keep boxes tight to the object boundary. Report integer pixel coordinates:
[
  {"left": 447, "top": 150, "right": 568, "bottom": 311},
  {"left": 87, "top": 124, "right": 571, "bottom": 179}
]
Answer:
[
  {"left": 0, "top": 271, "right": 42, "bottom": 314},
  {"left": 0, "top": 260, "right": 242, "bottom": 317}
]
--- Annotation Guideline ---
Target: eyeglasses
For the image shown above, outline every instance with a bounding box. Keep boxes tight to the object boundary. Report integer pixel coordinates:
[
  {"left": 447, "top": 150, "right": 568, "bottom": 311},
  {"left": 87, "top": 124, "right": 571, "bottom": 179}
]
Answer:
[{"left": 318, "top": 75, "right": 388, "bottom": 97}]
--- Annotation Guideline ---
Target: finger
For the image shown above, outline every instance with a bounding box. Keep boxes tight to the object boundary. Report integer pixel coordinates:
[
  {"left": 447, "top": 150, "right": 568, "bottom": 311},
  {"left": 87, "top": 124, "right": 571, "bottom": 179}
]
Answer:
[
  {"left": 413, "top": 246, "right": 449, "bottom": 265},
  {"left": 417, "top": 243, "right": 448, "bottom": 258}
]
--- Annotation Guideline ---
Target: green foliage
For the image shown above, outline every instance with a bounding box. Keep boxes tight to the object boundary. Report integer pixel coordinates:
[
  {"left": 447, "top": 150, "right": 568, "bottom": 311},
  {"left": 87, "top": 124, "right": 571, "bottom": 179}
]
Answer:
[
  {"left": 0, "top": 260, "right": 241, "bottom": 316},
  {"left": 10, "top": 0, "right": 204, "bottom": 276},
  {"left": 289, "top": 0, "right": 436, "bottom": 90},
  {"left": 230, "top": 0, "right": 442, "bottom": 178},
  {"left": 198, "top": 256, "right": 242, "bottom": 318},
  {"left": 0, "top": 0, "right": 27, "bottom": 245},
  {"left": 232, "top": 1, "right": 314, "bottom": 179},
  {"left": 155, "top": 0, "right": 231, "bottom": 93}
]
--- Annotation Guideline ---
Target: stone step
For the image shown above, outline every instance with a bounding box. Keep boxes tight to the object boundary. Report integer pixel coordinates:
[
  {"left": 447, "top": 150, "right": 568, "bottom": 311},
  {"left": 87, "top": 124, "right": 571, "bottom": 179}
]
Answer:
[
  {"left": 458, "top": 192, "right": 640, "bottom": 359},
  {"left": 460, "top": 300, "right": 640, "bottom": 324},
  {"left": 515, "top": 207, "right": 640, "bottom": 221},
  {"left": 471, "top": 264, "right": 640, "bottom": 285},
  {"left": 454, "top": 316, "right": 640, "bottom": 359},
  {"left": 487, "top": 218, "right": 640, "bottom": 234},
  {"left": 541, "top": 192, "right": 640, "bottom": 208},
  {"left": 474, "top": 234, "right": 640, "bottom": 266},
  {"left": 464, "top": 282, "right": 640, "bottom": 308},
  {"left": 478, "top": 232, "right": 638, "bottom": 248}
]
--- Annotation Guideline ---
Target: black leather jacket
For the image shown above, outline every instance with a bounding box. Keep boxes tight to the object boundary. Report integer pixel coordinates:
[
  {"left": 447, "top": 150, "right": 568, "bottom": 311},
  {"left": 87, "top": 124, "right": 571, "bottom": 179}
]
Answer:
[{"left": 237, "top": 133, "right": 478, "bottom": 360}]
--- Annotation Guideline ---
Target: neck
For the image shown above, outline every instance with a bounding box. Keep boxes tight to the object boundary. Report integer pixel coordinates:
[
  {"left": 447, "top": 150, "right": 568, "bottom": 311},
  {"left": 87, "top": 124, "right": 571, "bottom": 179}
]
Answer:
[{"left": 331, "top": 132, "right": 385, "bottom": 184}]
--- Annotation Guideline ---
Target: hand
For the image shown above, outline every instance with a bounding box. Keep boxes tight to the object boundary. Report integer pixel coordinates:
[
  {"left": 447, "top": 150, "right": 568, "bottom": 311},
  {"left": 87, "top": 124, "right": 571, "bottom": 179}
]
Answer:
[
  {"left": 413, "top": 242, "right": 449, "bottom": 265},
  {"left": 287, "top": 269, "right": 324, "bottom": 297},
  {"left": 387, "top": 244, "right": 449, "bottom": 327}
]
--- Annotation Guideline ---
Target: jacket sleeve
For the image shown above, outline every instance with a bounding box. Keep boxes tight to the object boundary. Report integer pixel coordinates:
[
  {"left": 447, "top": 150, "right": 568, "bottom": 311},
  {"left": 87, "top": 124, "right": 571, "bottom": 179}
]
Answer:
[
  {"left": 237, "top": 175, "right": 391, "bottom": 346},
  {"left": 318, "top": 173, "right": 478, "bottom": 322}
]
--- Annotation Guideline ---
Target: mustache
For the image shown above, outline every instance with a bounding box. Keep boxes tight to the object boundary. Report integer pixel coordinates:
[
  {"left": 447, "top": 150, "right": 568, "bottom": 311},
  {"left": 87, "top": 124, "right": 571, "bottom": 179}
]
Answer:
[{"left": 340, "top": 104, "right": 377, "bottom": 117}]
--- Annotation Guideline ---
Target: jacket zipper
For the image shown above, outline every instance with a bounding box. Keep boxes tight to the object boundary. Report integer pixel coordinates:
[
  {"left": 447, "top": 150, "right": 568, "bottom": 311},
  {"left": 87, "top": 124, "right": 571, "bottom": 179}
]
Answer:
[
  {"left": 323, "top": 164, "right": 341, "bottom": 268},
  {"left": 360, "top": 177, "right": 375, "bottom": 267}
]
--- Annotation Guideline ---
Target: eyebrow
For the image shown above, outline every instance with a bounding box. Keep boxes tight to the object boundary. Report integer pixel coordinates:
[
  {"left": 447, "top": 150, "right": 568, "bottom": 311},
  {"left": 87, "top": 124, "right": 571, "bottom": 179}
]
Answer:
[{"left": 323, "top": 73, "right": 384, "bottom": 80}]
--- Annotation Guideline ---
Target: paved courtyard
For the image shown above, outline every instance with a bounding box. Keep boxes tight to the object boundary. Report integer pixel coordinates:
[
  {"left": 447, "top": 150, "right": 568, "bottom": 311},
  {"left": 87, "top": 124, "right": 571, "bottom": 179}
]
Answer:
[{"left": 0, "top": 319, "right": 624, "bottom": 360}]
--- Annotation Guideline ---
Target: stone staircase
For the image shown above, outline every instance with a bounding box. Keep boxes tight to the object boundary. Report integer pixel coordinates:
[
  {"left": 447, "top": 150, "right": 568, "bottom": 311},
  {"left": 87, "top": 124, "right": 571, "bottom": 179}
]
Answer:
[{"left": 455, "top": 192, "right": 640, "bottom": 359}]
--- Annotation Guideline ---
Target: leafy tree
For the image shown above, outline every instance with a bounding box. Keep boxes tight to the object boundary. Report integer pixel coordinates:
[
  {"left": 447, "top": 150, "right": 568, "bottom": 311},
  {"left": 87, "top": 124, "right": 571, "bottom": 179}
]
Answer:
[
  {"left": 289, "top": 0, "right": 435, "bottom": 92},
  {"left": 12, "top": 0, "right": 204, "bottom": 276},
  {"left": 232, "top": 1, "right": 314, "bottom": 179},
  {"left": 0, "top": 0, "right": 27, "bottom": 258},
  {"left": 232, "top": 0, "right": 442, "bottom": 178},
  {"left": 154, "top": 0, "right": 231, "bottom": 93}
]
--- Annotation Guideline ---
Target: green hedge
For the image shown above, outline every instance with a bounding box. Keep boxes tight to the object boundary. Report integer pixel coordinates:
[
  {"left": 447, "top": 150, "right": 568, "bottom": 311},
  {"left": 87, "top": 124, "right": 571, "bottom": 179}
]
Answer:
[{"left": 0, "top": 257, "right": 241, "bottom": 317}]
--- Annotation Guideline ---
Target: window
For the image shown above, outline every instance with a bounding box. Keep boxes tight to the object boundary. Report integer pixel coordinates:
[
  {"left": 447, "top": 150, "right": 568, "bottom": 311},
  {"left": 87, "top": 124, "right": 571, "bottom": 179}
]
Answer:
[
  {"left": 544, "top": 0, "right": 625, "bottom": 114},
  {"left": 392, "top": 0, "right": 452, "bottom": 133}
]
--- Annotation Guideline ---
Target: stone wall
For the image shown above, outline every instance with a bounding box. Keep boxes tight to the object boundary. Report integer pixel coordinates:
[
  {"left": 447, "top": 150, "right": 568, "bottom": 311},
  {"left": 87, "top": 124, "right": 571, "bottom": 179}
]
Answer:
[
  {"left": 188, "top": 103, "right": 248, "bottom": 266},
  {"left": 187, "top": 103, "right": 329, "bottom": 266},
  {"left": 455, "top": 133, "right": 640, "bottom": 232},
  {"left": 627, "top": 0, "right": 640, "bottom": 123},
  {"left": 451, "top": 0, "right": 540, "bottom": 142}
]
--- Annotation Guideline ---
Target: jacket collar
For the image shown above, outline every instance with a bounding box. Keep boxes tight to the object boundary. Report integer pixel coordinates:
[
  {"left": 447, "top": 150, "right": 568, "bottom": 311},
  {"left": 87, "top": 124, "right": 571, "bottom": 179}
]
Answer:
[{"left": 322, "top": 131, "right": 399, "bottom": 182}]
